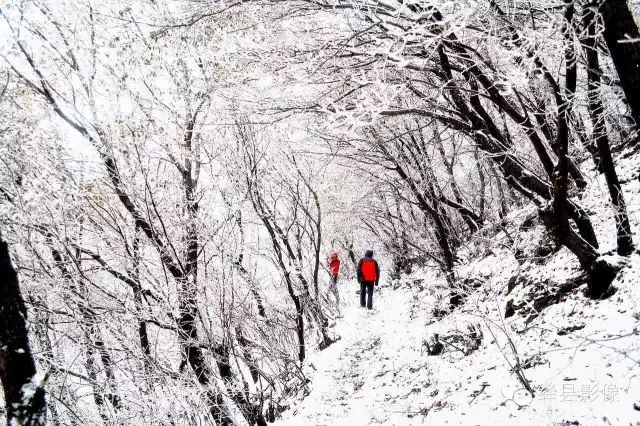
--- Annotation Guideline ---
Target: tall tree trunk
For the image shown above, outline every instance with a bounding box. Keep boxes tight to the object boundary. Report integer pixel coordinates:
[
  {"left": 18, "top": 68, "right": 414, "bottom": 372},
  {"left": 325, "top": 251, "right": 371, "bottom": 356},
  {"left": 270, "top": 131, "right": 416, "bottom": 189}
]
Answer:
[
  {"left": 214, "top": 341, "right": 268, "bottom": 426},
  {"left": 553, "top": 1, "right": 578, "bottom": 241},
  {"left": 582, "top": 7, "right": 635, "bottom": 255},
  {"left": 81, "top": 321, "right": 109, "bottom": 422},
  {"left": 474, "top": 147, "right": 487, "bottom": 220},
  {"left": 489, "top": 161, "right": 509, "bottom": 220},
  {"left": 545, "top": 1, "right": 618, "bottom": 297},
  {"left": 0, "top": 232, "right": 47, "bottom": 425},
  {"left": 344, "top": 239, "right": 357, "bottom": 270},
  {"left": 233, "top": 210, "right": 267, "bottom": 318},
  {"left": 77, "top": 278, "right": 121, "bottom": 412},
  {"left": 599, "top": 0, "right": 640, "bottom": 129},
  {"left": 433, "top": 19, "right": 609, "bottom": 293},
  {"left": 131, "top": 226, "right": 152, "bottom": 375},
  {"left": 248, "top": 187, "right": 307, "bottom": 363},
  {"left": 235, "top": 326, "right": 263, "bottom": 384},
  {"left": 180, "top": 153, "right": 232, "bottom": 425}
]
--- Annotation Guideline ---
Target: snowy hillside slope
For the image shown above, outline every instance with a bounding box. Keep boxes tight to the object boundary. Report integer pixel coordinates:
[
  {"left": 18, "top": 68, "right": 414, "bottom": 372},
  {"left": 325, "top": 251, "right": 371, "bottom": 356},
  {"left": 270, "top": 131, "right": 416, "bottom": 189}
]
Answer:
[{"left": 277, "top": 152, "right": 640, "bottom": 426}]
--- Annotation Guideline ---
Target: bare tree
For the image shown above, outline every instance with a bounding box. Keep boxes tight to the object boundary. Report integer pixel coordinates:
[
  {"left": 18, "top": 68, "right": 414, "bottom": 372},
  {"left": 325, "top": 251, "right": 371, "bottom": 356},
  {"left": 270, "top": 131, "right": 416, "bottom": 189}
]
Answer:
[{"left": 0, "top": 230, "right": 47, "bottom": 425}]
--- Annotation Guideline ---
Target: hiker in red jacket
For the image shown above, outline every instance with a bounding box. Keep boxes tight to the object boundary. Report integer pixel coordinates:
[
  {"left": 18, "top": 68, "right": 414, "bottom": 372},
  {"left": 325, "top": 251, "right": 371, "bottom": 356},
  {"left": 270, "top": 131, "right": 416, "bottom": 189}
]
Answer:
[
  {"left": 357, "top": 250, "right": 380, "bottom": 310},
  {"left": 328, "top": 252, "right": 341, "bottom": 314}
]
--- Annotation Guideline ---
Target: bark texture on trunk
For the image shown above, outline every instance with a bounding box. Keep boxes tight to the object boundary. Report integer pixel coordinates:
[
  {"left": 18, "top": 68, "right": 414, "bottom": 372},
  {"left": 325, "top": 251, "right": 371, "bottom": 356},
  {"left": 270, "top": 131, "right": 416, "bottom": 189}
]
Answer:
[
  {"left": 583, "top": 7, "right": 635, "bottom": 255},
  {"left": 600, "top": 0, "right": 640, "bottom": 129},
  {"left": 0, "top": 233, "right": 47, "bottom": 426}
]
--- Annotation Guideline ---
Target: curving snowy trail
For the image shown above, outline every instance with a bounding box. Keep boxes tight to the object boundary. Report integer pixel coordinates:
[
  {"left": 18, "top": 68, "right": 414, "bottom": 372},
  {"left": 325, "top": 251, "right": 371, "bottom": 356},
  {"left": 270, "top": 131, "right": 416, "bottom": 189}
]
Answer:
[
  {"left": 276, "top": 259, "right": 640, "bottom": 426},
  {"left": 278, "top": 155, "right": 640, "bottom": 426},
  {"left": 277, "top": 281, "right": 438, "bottom": 425}
]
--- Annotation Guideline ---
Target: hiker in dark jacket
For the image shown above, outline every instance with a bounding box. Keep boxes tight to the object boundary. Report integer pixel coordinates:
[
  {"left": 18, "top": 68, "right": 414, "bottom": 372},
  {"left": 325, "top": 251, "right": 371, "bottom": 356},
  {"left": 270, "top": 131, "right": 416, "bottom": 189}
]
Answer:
[{"left": 357, "top": 250, "right": 380, "bottom": 309}]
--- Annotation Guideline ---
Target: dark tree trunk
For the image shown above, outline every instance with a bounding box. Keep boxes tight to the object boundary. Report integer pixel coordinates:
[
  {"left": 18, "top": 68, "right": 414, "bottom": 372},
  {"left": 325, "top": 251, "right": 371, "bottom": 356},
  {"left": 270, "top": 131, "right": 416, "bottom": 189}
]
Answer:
[
  {"left": 235, "top": 327, "right": 262, "bottom": 385},
  {"left": 582, "top": 7, "right": 635, "bottom": 255},
  {"left": 248, "top": 186, "right": 307, "bottom": 363},
  {"left": 491, "top": 0, "right": 601, "bottom": 171},
  {"left": 214, "top": 342, "right": 268, "bottom": 426},
  {"left": 131, "top": 226, "right": 152, "bottom": 374},
  {"left": 344, "top": 239, "right": 357, "bottom": 269},
  {"left": 81, "top": 323, "right": 109, "bottom": 422},
  {"left": 293, "top": 167, "right": 333, "bottom": 347},
  {"left": 75, "top": 256, "right": 121, "bottom": 412},
  {"left": 600, "top": 0, "right": 640, "bottom": 129},
  {"left": 295, "top": 306, "right": 306, "bottom": 362},
  {"left": 544, "top": 1, "right": 618, "bottom": 297},
  {"left": 432, "top": 15, "right": 608, "bottom": 292},
  {"left": 553, "top": 1, "right": 577, "bottom": 239},
  {"left": 234, "top": 211, "right": 267, "bottom": 318},
  {"left": 179, "top": 113, "right": 233, "bottom": 424},
  {"left": 74, "top": 223, "right": 122, "bottom": 412},
  {"left": 0, "top": 232, "right": 47, "bottom": 425},
  {"left": 393, "top": 163, "right": 455, "bottom": 283},
  {"left": 177, "top": 298, "right": 231, "bottom": 424},
  {"left": 489, "top": 161, "right": 509, "bottom": 220},
  {"left": 474, "top": 147, "right": 487, "bottom": 220},
  {"left": 47, "top": 242, "right": 108, "bottom": 421}
]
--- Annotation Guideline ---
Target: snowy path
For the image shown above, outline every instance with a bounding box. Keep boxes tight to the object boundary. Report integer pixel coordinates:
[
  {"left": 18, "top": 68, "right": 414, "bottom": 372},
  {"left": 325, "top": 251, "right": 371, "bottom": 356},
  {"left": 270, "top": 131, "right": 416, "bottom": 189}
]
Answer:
[
  {"left": 277, "top": 155, "right": 640, "bottom": 426},
  {"left": 277, "top": 268, "right": 640, "bottom": 426},
  {"left": 278, "top": 282, "right": 435, "bottom": 425}
]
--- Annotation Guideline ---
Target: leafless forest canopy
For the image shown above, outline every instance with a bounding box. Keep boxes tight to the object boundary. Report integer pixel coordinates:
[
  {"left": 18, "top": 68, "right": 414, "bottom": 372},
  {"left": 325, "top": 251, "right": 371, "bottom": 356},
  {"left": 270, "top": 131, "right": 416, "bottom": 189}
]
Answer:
[{"left": 0, "top": 0, "right": 639, "bottom": 424}]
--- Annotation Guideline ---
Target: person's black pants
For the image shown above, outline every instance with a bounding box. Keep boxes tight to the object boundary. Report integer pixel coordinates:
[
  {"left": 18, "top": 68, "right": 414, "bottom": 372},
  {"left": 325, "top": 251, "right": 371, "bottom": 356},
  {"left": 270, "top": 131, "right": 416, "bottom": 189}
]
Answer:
[
  {"left": 330, "top": 276, "right": 340, "bottom": 310},
  {"left": 360, "top": 281, "right": 374, "bottom": 309}
]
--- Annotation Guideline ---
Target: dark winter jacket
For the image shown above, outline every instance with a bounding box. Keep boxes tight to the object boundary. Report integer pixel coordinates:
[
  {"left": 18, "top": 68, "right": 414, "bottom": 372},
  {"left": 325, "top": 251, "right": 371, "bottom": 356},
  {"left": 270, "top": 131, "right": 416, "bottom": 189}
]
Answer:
[{"left": 357, "top": 250, "right": 380, "bottom": 284}]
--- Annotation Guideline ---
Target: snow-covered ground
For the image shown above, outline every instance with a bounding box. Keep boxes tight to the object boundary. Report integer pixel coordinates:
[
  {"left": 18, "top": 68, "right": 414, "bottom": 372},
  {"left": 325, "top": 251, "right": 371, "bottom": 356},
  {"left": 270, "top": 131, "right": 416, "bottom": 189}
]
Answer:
[
  {"left": 277, "top": 152, "right": 640, "bottom": 426},
  {"left": 277, "top": 271, "right": 640, "bottom": 425}
]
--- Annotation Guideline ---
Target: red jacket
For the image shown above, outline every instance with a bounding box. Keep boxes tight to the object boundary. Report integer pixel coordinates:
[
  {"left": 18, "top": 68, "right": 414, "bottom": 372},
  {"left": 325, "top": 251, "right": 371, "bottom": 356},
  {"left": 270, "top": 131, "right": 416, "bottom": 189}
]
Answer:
[
  {"left": 357, "top": 251, "right": 379, "bottom": 283},
  {"left": 329, "top": 252, "right": 340, "bottom": 277}
]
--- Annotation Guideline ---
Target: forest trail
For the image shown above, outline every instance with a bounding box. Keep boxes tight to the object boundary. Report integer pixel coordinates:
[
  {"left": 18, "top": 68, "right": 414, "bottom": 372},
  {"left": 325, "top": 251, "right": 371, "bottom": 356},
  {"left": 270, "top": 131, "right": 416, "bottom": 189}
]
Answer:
[
  {"left": 277, "top": 241, "right": 640, "bottom": 426},
  {"left": 278, "top": 281, "right": 437, "bottom": 425}
]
